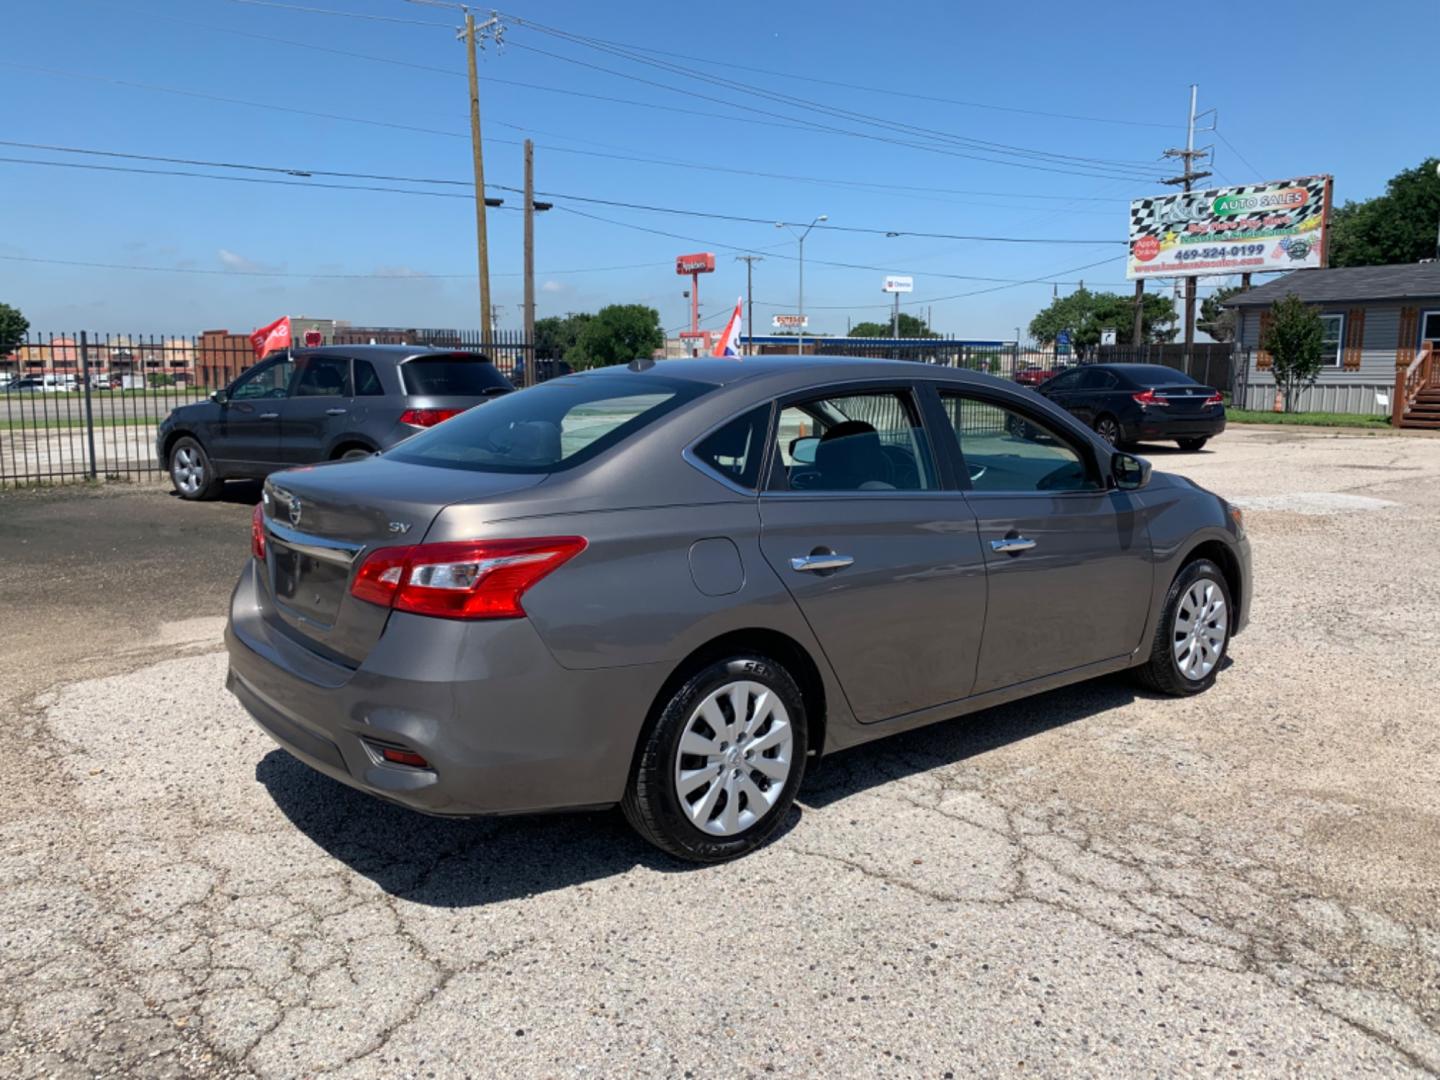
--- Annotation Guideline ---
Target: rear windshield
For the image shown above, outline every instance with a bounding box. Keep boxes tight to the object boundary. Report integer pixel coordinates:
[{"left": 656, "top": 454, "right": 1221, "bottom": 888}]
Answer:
[
  {"left": 1114, "top": 365, "right": 1197, "bottom": 386},
  {"left": 401, "top": 353, "right": 512, "bottom": 396},
  {"left": 387, "top": 373, "right": 709, "bottom": 474}
]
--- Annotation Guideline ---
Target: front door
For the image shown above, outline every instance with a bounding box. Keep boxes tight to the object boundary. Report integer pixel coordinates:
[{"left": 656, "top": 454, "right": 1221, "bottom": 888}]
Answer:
[
  {"left": 275, "top": 353, "right": 354, "bottom": 463},
  {"left": 213, "top": 355, "right": 294, "bottom": 469},
  {"left": 934, "top": 389, "right": 1152, "bottom": 694},
  {"left": 757, "top": 385, "right": 987, "bottom": 724}
]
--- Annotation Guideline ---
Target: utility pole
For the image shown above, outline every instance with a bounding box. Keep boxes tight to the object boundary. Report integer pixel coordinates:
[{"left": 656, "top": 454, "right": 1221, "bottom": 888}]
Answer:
[
  {"left": 1131, "top": 280, "right": 1145, "bottom": 346},
  {"left": 523, "top": 139, "right": 535, "bottom": 387},
  {"left": 734, "top": 255, "right": 763, "bottom": 356},
  {"left": 776, "top": 214, "right": 826, "bottom": 356},
  {"left": 1162, "top": 84, "right": 1214, "bottom": 364},
  {"left": 462, "top": 9, "right": 502, "bottom": 351}
]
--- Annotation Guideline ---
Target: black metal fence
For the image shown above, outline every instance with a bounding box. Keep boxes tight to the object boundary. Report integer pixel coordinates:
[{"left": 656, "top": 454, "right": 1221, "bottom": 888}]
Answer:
[
  {"left": 0, "top": 329, "right": 545, "bottom": 487},
  {"left": 1, "top": 330, "right": 1240, "bottom": 489}
]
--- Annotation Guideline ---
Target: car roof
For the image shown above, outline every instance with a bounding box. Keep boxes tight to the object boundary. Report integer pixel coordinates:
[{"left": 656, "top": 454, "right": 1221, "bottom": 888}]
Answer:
[
  {"left": 574, "top": 355, "right": 1021, "bottom": 392},
  {"left": 287, "top": 345, "right": 491, "bottom": 364}
]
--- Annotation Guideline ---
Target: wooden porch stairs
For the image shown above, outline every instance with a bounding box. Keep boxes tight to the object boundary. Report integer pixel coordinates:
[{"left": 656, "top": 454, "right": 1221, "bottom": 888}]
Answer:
[{"left": 1395, "top": 342, "right": 1440, "bottom": 429}]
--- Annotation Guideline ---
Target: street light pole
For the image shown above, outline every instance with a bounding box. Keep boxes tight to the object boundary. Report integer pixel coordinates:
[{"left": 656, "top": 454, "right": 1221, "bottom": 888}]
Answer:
[{"left": 776, "top": 214, "right": 827, "bottom": 357}]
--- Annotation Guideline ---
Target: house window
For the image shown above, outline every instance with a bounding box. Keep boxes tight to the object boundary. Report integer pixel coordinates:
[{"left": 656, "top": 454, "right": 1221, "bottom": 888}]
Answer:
[
  {"left": 1421, "top": 310, "right": 1440, "bottom": 347},
  {"left": 1319, "top": 314, "right": 1344, "bottom": 367}
]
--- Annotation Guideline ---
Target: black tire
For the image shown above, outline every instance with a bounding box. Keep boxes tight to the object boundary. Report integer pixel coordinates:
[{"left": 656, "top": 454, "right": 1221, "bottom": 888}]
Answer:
[
  {"left": 169, "top": 436, "right": 223, "bottom": 501},
  {"left": 1094, "top": 415, "right": 1121, "bottom": 445},
  {"left": 1135, "top": 558, "right": 1233, "bottom": 696},
  {"left": 623, "top": 655, "right": 808, "bottom": 863},
  {"left": 1178, "top": 437, "right": 1209, "bottom": 451}
]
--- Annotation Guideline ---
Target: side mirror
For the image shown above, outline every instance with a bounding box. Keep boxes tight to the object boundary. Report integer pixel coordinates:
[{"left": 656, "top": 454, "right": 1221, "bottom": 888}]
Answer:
[
  {"left": 790, "top": 435, "right": 819, "bottom": 466},
  {"left": 1111, "top": 451, "right": 1151, "bottom": 491},
  {"left": 212, "top": 389, "right": 229, "bottom": 405}
]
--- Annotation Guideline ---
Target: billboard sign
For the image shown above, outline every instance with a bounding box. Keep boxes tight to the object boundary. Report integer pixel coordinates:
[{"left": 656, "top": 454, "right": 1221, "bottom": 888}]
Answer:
[
  {"left": 882, "top": 275, "right": 914, "bottom": 293},
  {"left": 675, "top": 252, "right": 716, "bottom": 275},
  {"left": 1127, "top": 175, "right": 1332, "bottom": 279},
  {"left": 772, "top": 314, "right": 809, "bottom": 330}
]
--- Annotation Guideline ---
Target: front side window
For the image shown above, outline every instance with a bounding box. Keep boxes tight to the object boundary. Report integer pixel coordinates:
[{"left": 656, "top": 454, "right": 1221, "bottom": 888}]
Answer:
[
  {"left": 1319, "top": 314, "right": 1344, "bottom": 367},
  {"left": 387, "top": 373, "right": 707, "bottom": 474},
  {"left": 939, "top": 393, "right": 1098, "bottom": 494},
  {"left": 692, "top": 406, "right": 770, "bottom": 490},
  {"left": 771, "top": 389, "right": 934, "bottom": 492},
  {"left": 230, "top": 357, "right": 294, "bottom": 401},
  {"left": 291, "top": 355, "right": 352, "bottom": 397}
]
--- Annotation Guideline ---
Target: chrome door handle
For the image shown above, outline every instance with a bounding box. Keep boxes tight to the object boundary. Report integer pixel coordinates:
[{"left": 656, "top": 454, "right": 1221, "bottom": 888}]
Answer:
[
  {"left": 258, "top": 412, "right": 279, "bottom": 420},
  {"left": 990, "top": 536, "right": 1037, "bottom": 554},
  {"left": 790, "top": 553, "right": 854, "bottom": 573},
  {"left": 325, "top": 407, "right": 347, "bottom": 416}
]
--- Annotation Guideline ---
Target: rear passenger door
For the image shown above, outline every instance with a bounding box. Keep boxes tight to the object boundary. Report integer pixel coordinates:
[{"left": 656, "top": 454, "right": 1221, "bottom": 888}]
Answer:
[
  {"left": 757, "top": 384, "right": 987, "bottom": 723},
  {"left": 276, "top": 354, "right": 354, "bottom": 464},
  {"left": 933, "top": 389, "right": 1152, "bottom": 694}
]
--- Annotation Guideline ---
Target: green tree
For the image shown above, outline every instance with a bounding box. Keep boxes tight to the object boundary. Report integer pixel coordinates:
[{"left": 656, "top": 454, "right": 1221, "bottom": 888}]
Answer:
[
  {"left": 570, "top": 304, "right": 664, "bottom": 369},
  {"left": 1198, "top": 284, "right": 1243, "bottom": 343},
  {"left": 0, "top": 302, "right": 28, "bottom": 355},
  {"left": 1261, "top": 293, "right": 1326, "bottom": 412},
  {"left": 849, "top": 313, "right": 933, "bottom": 338},
  {"left": 1028, "top": 288, "right": 1176, "bottom": 351},
  {"left": 533, "top": 312, "right": 593, "bottom": 362},
  {"left": 1328, "top": 158, "right": 1440, "bottom": 267}
]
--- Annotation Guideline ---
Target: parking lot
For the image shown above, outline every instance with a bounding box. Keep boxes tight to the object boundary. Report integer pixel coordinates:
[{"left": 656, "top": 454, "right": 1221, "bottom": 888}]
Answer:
[{"left": 2, "top": 425, "right": 1439, "bottom": 1078}]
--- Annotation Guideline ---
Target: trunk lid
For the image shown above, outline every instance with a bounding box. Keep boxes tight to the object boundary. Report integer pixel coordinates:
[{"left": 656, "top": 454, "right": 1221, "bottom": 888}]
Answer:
[
  {"left": 1147, "top": 383, "right": 1217, "bottom": 413},
  {"left": 259, "top": 456, "right": 546, "bottom": 665}
]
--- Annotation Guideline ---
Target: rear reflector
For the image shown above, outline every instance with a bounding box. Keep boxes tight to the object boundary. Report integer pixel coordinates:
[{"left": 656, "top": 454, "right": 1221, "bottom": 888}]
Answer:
[
  {"left": 251, "top": 503, "right": 267, "bottom": 560},
  {"left": 380, "top": 747, "right": 430, "bottom": 768},
  {"left": 399, "top": 407, "right": 466, "bottom": 428},
  {"left": 351, "top": 536, "right": 587, "bottom": 619}
]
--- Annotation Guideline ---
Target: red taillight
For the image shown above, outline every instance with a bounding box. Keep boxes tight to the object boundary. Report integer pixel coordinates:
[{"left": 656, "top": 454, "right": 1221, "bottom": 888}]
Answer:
[
  {"left": 350, "top": 537, "right": 587, "bottom": 620},
  {"left": 1132, "top": 388, "right": 1169, "bottom": 407},
  {"left": 1203, "top": 391, "right": 1224, "bottom": 406},
  {"left": 251, "top": 503, "right": 267, "bottom": 560},
  {"left": 399, "top": 407, "right": 466, "bottom": 428}
]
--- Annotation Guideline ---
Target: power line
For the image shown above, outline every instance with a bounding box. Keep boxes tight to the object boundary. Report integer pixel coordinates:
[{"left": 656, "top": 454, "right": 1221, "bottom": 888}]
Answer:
[
  {"left": 225, "top": 0, "right": 449, "bottom": 27},
  {"left": 0, "top": 252, "right": 671, "bottom": 280},
  {"left": 1215, "top": 129, "right": 1264, "bottom": 180},
  {"left": 500, "top": 19, "right": 1163, "bottom": 174},
  {"left": 504, "top": 39, "right": 1161, "bottom": 183},
  {"left": 0, "top": 141, "right": 1127, "bottom": 244}
]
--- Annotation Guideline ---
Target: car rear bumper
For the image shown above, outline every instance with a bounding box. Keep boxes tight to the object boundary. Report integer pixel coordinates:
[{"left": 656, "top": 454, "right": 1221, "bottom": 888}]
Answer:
[
  {"left": 224, "top": 559, "right": 664, "bottom": 817},
  {"left": 1126, "top": 412, "right": 1227, "bottom": 442}
]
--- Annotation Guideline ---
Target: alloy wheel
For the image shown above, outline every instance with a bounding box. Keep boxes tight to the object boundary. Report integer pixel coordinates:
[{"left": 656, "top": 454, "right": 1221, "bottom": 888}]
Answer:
[
  {"left": 673, "top": 679, "right": 794, "bottom": 837},
  {"left": 172, "top": 446, "right": 204, "bottom": 495},
  {"left": 1096, "top": 417, "right": 1119, "bottom": 444},
  {"left": 1173, "top": 578, "right": 1227, "bottom": 680}
]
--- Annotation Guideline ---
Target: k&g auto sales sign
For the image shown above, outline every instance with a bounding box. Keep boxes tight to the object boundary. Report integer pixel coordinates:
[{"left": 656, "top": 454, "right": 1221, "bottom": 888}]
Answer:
[{"left": 1126, "top": 175, "right": 1332, "bottom": 279}]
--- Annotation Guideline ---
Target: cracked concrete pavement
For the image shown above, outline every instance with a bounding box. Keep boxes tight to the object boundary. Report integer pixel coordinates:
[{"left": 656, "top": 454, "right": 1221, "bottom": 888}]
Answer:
[{"left": 2, "top": 426, "right": 1439, "bottom": 1077}]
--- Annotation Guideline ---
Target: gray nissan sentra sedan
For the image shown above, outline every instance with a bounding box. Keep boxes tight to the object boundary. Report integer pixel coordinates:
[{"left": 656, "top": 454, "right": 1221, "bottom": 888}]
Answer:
[{"left": 226, "top": 357, "right": 1250, "bottom": 862}]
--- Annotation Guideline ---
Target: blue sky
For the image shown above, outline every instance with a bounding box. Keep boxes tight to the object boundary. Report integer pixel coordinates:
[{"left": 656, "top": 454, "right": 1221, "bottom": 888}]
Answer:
[{"left": 1, "top": 0, "right": 1432, "bottom": 340}]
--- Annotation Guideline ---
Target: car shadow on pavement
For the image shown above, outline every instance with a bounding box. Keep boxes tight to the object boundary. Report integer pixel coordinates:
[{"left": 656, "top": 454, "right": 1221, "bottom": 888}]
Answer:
[
  {"left": 255, "top": 749, "right": 717, "bottom": 907},
  {"left": 798, "top": 674, "right": 1145, "bottom": 810},
  {"left": 256, "top": 672, "right": 1158, "bottom": 907}
]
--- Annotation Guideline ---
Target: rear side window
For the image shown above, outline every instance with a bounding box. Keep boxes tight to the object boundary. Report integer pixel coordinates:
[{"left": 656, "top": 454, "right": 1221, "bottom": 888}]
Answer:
[
  {"left": 292, "top": 356, "right": 352, "bottom": 397},
  {"left": 353, "top": 359, "right": 385, "bottom": 396},
  {"left": 388, "top": 374, "right": 709, "bottom": 474},
  {"left": 401, "top": 353, "right": 510, "bottom": 396},
  {"left": 692, "top": 406, "right": 771, "bottom": 490}
]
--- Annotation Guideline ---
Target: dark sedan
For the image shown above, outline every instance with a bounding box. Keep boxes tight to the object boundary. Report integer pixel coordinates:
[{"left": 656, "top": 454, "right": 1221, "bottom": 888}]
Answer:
[
  {"left": 1035, "top": 363, "right": 1225, "bottom": 450},
  {"left": 227, "top": 356, "right": 1250, "bottom": 862},
  {"left": 157, "top": 345, "right": 513, "bottom": 499}
]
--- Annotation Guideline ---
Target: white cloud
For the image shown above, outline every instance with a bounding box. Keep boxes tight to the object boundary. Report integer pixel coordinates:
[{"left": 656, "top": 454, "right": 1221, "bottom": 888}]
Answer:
[
  {"left": 541, "top": 279, "right": 567, "bottom": 294},
  {"left": 217, "top": 248, "right": 266, "bottom": 273}
]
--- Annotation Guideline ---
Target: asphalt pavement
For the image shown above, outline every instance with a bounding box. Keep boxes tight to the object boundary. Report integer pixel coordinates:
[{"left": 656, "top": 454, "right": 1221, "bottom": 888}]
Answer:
[{"left": 2, "top": 427, "right": 1439, "bottom": 1078}]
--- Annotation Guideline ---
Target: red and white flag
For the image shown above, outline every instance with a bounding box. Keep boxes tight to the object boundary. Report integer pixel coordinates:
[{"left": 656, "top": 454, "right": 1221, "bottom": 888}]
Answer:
[
  {"left": 711, "top": 297, "right": 743, "bottom": 357},
  {"left": 250, "top": 316, "right": 291, "bottom": 359}
]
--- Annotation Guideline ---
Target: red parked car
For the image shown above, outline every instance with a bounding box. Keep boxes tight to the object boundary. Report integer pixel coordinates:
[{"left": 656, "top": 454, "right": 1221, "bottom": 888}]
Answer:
[{"left": 1013, "top": 365, "right": 1057, "bottom": 387}]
